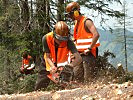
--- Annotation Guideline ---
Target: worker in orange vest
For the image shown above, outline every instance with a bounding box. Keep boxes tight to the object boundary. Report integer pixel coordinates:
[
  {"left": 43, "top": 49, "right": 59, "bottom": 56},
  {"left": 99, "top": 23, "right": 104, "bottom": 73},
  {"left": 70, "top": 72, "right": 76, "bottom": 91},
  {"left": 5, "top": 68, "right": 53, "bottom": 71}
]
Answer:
[
  {"left": 35, "top": 21, "right": 82, "bottom": 90},
  {"left": 20, "top": 50, "right": 35, "bottom": 75},
  {"left": 66, "top": 2, "right": 100, "bottom": 83}
]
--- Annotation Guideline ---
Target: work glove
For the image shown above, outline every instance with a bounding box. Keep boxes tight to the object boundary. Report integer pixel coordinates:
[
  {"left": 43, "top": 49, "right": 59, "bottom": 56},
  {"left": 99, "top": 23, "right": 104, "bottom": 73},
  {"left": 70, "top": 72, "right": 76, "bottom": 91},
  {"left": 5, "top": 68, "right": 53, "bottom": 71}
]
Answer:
[{"left": 83, "top": 48, "right": 91, "bottom": 55}]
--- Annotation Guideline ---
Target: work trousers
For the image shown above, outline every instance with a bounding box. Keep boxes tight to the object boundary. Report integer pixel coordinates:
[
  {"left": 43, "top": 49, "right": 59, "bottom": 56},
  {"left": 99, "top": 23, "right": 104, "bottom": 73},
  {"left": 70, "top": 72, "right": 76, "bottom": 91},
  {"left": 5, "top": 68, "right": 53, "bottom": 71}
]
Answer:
[
  {"left": 73, "top": 53, "right": 97, "bottom": 83},
  {"left": 34, "top": 59, "right": 50, "bottom": 91}
]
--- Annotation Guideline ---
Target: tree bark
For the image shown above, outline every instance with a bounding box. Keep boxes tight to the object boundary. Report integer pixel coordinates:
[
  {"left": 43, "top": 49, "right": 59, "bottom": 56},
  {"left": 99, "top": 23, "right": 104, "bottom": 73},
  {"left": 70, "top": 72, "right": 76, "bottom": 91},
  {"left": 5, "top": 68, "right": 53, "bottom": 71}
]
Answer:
[
  {"left": 36, "top": 0, "right": 50, "bottom": 33},
  {"left": 20, "top": 0, "right": 30, "bottom": 33},
  {"left": 57, "top": 0, "right": 64, "bottom": 21},
  {"left": 2, "top": 0, "right": 9, "bottom": 33}
]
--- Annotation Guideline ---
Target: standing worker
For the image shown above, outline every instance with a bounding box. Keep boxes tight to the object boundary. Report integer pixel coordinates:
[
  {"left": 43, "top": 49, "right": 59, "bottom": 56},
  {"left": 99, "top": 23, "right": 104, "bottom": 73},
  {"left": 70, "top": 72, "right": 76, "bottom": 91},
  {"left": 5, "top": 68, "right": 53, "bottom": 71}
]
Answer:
[
  {"left": 35, "top": 21, "right": 82, "bottom": 90},
  {"left": 66, "top": 2, "right": 100, "bottom": 83}
]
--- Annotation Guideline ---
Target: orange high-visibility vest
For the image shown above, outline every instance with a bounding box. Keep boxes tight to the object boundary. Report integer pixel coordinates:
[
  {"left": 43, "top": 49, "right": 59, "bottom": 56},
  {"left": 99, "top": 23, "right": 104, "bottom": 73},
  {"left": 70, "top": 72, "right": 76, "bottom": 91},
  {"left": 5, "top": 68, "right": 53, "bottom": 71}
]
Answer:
[
  {"left": 44, "top": 32, "right": 69, "bottom": 71},
  {"left": 74, "top": 16, "right": 100, "bottom": 57},
  {"left": 22, "top": 55, "right": 31, "bottom": 68}
]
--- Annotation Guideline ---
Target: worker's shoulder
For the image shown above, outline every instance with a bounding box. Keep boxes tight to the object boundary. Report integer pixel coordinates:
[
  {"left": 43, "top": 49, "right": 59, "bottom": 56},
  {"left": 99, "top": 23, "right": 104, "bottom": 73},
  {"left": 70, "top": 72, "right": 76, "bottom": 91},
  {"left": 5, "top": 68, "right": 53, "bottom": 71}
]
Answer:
[{"left": 84, "top": 18, "right": 93, "bottom": 24}]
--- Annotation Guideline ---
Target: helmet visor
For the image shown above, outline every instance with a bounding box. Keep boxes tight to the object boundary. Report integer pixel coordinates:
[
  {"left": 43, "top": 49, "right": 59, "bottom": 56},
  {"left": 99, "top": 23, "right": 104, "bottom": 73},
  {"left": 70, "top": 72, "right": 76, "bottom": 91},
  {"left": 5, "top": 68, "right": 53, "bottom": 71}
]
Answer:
[{"left": 54, "top": 34, "right": 69, "bottom": 41}]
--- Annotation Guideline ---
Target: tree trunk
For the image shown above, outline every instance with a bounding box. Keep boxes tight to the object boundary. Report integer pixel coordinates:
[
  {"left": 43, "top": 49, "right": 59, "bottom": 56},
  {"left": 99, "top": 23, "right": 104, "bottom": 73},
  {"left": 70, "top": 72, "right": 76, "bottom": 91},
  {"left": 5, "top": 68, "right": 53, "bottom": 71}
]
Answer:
[
  {"left": 20, "top": 0, "right": 30, "bottom": 33},
  {"left": 2, "top": 0, "right": 9, "bottom": 33},
  {"left": 57, "top": 0, "right": 64, "bottom": 21}
]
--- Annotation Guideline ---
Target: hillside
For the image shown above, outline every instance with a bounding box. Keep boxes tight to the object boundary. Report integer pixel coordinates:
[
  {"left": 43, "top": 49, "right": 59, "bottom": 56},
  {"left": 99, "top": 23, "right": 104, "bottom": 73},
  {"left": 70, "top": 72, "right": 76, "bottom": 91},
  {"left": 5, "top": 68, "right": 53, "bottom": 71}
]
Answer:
[
  {"left": 98, "top": 29, "right": 133, "bottom": 71},
  {"left": 0, "top": 81, "right": 133, "bottom": 100}
]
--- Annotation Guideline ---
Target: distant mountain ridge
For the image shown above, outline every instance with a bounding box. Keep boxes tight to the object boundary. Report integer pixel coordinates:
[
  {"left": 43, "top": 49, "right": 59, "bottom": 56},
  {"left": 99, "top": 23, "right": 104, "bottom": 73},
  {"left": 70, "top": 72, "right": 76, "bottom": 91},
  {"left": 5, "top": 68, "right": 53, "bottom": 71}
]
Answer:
[{"left": 98, "top": 28, "right": 133, "bottom": 71}]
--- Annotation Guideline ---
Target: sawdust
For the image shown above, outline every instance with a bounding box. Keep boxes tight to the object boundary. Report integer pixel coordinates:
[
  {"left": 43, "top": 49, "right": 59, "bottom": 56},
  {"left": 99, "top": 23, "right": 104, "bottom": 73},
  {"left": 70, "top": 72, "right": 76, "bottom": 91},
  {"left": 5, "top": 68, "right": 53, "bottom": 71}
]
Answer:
[{"left": 0, "top": 81, "right": 133, "bottom": 100}]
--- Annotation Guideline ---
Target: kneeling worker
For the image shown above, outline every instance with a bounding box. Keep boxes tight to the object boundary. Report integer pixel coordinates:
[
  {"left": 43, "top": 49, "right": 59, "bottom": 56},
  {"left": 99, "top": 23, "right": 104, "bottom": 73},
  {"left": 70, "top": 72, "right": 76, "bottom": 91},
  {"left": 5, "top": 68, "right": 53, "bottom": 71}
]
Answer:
[
  {"left": 20, "top": 50, "right": 35, "bottom": 75},
  {"left": 35, "top": 21, "right": 82, "bottom": 90}
]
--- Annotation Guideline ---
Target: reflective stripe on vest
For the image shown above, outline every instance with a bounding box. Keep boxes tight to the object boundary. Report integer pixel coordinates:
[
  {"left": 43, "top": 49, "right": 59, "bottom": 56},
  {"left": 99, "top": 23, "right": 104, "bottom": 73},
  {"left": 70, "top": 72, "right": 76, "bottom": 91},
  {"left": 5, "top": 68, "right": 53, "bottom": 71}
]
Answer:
[
  {"left": 73, "top": 16, "right": 100, "bottom": 57},
  {"left": 57, "top": 61, "right": 68, "bottom": 67},
  {"left": 76, "top": 39, "right": 100, "bottom": 50}
]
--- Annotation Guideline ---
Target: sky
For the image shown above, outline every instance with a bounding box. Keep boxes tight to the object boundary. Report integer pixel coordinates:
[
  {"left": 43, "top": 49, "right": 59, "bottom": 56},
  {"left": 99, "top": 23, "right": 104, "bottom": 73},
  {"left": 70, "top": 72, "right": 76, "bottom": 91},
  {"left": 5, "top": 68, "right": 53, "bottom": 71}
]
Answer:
[
  {"left": 79, "top": 0, "right": 133, "bottom": 32},
  {"left": 30, "top": 0, "right": 133, "bottom": 31}
]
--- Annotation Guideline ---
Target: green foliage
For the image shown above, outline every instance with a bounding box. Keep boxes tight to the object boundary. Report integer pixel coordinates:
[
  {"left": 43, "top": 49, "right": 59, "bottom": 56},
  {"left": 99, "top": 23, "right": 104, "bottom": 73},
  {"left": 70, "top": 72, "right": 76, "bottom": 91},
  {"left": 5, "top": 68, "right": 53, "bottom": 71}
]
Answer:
[
  {"left": 96, "top": 50, "right": 133, "bottom": 84},
  {"left": 0, "top": 0, "right": 3, "bottom": 16},
  {"left": 1, "top": 33, "right": 18, "bottom": 51},
  {"left": 124, "top": 72, "right": 133, "bottom": 82},
  {"left": 0, "top": 0, "right": 132, "bottom": 95},
  {"left": 96, "top": 50, "right": 116, "bottom": 72},
  {"left": 45, "top": 81, "right": 63, "bottom": 91},
  {"left": 0, "top": 74, "right": 37, "bottom": 94},
  {"left": 95, "top": 50, "right": 117, "bottom": 82},
  {"left": 17, "top": 74, "right": 37, "bottom": 93},
  {"left": 76, "top": 0, "right": 124, "bottom": 18},
  {"left": 0, "top": 49, "right": 21, "bottom": 94},
  {"left": 0, "top": 29, "right": 44, "bottom": 57}
]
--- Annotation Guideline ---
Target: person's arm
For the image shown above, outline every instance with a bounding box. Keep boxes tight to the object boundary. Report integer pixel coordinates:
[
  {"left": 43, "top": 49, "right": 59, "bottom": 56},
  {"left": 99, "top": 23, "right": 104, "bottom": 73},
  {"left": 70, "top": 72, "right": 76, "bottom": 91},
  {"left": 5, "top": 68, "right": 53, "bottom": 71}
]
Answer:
[
  {"left": 84, "top": 20, "right": 100, "bottom": 55},
  {"left": 70, "top": 52, "right": 82, "bottom": 67},
  {"left": 42, "top": 35, "right": 57, "bottom": 73},
  {"left": 42, "top": 35, "right": 50, "bottom": 53},
  {"left": 86, "top": 19, "right": 100, "bottom": 49},
  {"left": 45, "top": 53, "right": 57, "bottom": 74},
  {"left": 68, "top": 40, "right": 82, "bottom": 67},
  {"left": 27, "top": 57, "right": 35, "bottom": 70}
]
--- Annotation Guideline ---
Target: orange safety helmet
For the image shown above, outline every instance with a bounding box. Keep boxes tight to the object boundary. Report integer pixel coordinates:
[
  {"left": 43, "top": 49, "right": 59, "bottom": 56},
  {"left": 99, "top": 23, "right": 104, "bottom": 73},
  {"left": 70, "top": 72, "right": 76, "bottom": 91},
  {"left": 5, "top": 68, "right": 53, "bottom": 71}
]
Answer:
[
  {"left": 66, "top": 2, "right": 80, "bottom": 13},
  {"left": 54, "top": 21, "right": 69, "bottom": 41},
  {"left": 66, "top": 2, "right": 80, "bottom": 18}
]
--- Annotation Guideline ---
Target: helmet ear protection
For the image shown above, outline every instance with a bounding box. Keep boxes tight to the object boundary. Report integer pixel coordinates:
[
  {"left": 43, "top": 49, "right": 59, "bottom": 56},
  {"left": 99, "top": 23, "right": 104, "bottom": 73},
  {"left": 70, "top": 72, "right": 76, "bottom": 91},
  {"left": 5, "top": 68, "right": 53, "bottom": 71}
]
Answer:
[
  {"left": 66, "top": 8, "right": 79, "bottom": 18},
  {"left": 71, "top": 7, "right": 79, "bottom": 17},
  {"left": 74, "top": 10, "right": 79, "bottom": 17}
]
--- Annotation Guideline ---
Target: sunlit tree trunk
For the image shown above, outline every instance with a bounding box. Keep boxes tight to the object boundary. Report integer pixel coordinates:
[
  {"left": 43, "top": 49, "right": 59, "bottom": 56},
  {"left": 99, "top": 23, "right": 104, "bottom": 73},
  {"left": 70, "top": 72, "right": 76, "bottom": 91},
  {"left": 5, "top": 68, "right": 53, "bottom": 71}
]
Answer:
[{"left": 123, "top": 0, "right": 128, "bottom": 72}]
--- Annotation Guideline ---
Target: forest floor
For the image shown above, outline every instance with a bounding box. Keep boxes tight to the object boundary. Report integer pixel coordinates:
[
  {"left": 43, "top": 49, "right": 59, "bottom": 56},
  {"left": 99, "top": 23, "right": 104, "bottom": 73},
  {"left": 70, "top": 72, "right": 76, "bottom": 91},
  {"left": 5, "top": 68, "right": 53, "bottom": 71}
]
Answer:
[{"left": 0, "top": 81, "right": 133, "bottom": 100}]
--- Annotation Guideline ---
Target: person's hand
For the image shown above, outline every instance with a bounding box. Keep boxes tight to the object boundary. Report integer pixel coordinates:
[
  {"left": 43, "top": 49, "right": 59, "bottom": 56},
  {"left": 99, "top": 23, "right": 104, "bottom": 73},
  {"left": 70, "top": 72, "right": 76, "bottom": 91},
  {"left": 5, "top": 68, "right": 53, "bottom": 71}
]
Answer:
[
  {"left": 70, "top": 54, "right": 75, "bottom": 62},
  {"left": 70, "top": 54, "right": 75, "bottom": 59},
  {"left": 84, "top": 49, "right": 91, "bottom": 55},
  {"left": 50, "top": 66, "right": 57, "bottom": 74}
]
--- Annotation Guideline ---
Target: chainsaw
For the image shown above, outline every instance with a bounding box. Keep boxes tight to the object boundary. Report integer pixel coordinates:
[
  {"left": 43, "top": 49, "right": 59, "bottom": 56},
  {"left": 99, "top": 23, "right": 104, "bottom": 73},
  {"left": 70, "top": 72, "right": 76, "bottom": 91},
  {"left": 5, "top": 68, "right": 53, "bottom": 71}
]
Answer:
[{"left": 47, "top": 64, "right": 74, "bottom": 87}]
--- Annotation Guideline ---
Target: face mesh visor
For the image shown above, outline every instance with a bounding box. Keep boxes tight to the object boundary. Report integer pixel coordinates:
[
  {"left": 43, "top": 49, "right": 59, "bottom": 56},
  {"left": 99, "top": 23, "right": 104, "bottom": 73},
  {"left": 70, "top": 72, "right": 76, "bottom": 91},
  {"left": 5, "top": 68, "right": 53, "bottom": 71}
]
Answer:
[
  {"left": 65, "top": 11, "right": 73, "bottom": 18},
  {"left": 55, "top": 34, "right": 68, "bottom": 41}
]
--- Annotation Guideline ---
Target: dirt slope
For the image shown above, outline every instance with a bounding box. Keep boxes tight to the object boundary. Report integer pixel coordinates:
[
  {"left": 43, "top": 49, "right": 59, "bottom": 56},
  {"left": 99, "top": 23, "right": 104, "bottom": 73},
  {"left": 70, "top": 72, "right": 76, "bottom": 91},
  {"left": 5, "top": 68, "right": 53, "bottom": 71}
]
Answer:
[{"left": 0, "top": 81, "right": 133, "bottom": 100}]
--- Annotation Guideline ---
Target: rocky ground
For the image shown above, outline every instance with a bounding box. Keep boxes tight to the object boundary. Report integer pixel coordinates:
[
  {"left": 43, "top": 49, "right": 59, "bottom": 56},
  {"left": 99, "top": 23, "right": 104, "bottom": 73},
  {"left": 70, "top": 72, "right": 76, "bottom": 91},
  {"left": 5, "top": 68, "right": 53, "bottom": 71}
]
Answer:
[{"left": 0, "top": 81, "right": 133, "bottom": 100}]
